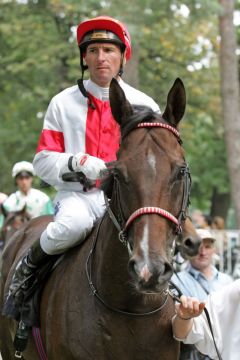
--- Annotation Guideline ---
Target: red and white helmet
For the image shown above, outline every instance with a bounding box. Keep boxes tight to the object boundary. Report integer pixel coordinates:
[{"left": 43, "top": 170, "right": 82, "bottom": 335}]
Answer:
[{"left": 77, "top": 16, "right": 132, "bottom": 61}]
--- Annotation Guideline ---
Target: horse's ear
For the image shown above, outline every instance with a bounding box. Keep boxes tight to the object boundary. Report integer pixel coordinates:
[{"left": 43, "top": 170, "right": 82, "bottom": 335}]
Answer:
[
  {"left": 109, "top": 78, "right": 133, "bottom": 126},
  {"left": 1, "top": 204, "right": 8, "bottom": 218},
  {"left": 162, "top": 78, "right": 186, "bottom": 127}
]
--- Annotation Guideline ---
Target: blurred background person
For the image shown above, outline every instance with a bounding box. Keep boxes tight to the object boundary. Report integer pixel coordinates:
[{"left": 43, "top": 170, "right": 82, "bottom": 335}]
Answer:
[
  {"left": 2, "top": 161, "right": 54, "bottom": 219},
  {"left": 0, "top": 192, "right": 8, "bottom": 230},
  {"left": 172, "top": 228, "right": 232, "bottom": 360},
  {"left": 191, "top": 209, "right": 212, "bottom": 230}
]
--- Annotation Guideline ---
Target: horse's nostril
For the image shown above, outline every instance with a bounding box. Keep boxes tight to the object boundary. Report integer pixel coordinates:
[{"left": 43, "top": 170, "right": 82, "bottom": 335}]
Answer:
[
  {"left": 128, "top": 258, "right": 137, "bottom": 277},
  {"left": 162, "top": 262, "right": 173, "bottom": 277},
  {"left": 183, "top": 237, "right": 201, "bottom": 255},
  {"left": 184, "top": 237, "right": 195, "bottom": 249}
]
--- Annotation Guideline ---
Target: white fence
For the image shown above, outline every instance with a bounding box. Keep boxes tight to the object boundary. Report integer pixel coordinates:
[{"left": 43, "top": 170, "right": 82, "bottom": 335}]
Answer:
[{"left": 213, "top": 230, "right": 240, "bottom": 278}]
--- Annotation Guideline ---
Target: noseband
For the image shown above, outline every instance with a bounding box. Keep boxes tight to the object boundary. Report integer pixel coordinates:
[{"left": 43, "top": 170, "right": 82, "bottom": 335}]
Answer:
[{"left": 105, "top": 122, "right": 191, "bottom": 254}]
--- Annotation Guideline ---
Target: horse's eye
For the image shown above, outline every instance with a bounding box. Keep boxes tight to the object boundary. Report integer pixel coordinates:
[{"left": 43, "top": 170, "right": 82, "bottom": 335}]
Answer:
[
  {"left": 175, "top": 166, "right": 186, "bottom": 181},
  {"left": 114, "top": 168, "right": 128, "bottom": 184}
]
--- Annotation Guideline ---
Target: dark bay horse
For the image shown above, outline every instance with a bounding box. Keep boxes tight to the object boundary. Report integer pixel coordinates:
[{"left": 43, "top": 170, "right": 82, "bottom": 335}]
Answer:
[
  {"left": 0, "top": 206, "right": 31, "bottom": 248},
  {"left": 0, "top": 78, "right": 199, "bottom": 360}
]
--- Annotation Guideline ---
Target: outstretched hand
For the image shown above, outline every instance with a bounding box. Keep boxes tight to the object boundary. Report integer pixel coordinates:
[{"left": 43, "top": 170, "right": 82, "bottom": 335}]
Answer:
[{"left": 176, "top": 295, "right": 206, "bottom": 320}]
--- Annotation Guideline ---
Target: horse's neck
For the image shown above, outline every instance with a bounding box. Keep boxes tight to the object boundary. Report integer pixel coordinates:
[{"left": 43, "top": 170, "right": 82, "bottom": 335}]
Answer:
[{"left": 93, "top": 212, "right": 131, "bottom": 305}]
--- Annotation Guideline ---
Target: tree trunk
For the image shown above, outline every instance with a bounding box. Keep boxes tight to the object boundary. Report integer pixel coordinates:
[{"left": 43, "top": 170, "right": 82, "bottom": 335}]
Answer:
[
  {"left": 123, "top": 43, "right": 139, "bottom": 88},
  {"left": 219, "top": 0, "right": 240, "bottom": 227},
  {"left": 210, "top": 187, "right": 230, "bottom": 220}
]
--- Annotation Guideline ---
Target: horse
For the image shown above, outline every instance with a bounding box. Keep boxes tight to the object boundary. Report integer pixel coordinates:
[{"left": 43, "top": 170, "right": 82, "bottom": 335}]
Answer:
[
  {"left": 0, "top": 78, "right": 199, "bottom": 360},
  {"left": 0, "top": 206, "right": 31, "bottom": 248}
]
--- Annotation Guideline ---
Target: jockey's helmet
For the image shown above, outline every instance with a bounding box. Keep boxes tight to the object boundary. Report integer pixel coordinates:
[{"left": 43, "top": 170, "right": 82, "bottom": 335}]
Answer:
[
  {"left": 12, "top": 161, "right": 35, "bottom": 178},
  {"left": 77, "top": 16, "right": 132, "bottom": 61}
]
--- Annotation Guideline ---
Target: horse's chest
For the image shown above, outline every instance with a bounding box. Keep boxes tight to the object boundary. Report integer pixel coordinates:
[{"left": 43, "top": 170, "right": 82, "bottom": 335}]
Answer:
[{"left": 89, "top": 314, "right": 179, "bottom": 360}]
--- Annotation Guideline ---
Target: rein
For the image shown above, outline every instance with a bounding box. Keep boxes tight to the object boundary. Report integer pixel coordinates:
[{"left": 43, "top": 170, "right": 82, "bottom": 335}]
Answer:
[{"left": 85, "top": 215, "right": 170, "bottom": 316}]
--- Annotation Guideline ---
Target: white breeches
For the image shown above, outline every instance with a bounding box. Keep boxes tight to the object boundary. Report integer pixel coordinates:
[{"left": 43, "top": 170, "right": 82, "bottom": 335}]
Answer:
[{"left": 40, "top": 190, "right": 105, "bottom": 255}]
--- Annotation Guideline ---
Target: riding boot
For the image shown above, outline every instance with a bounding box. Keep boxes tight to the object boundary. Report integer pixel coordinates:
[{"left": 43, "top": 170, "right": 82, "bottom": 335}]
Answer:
[{"left": 2, "top": 239, "right": 51, "bottom": 319}]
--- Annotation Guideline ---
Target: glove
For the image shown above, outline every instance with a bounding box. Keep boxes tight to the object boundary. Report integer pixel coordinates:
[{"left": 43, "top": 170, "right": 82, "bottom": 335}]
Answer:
[{"left": 69, "top": 153, "right": 107, "bottom": 181}]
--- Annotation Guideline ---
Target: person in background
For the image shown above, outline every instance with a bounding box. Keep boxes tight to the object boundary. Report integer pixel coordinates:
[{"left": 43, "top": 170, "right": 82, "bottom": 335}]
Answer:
[
  {"left": 0, "top": 192, "right": 8, "bottom": 229},
  {"left": 2, "top": 161, "right": 54, "bottom": 219},
  {"left": 211, "top": 216, "right": 225, "bottom": 231},
  {"left": 3, "top": 16, "right": 160, "bottom": 319},
  {"left": 172, "top": 279, "right": 240, "bottom": 360},
  {"left": 171, "top": 228, "right": 232, "bottom": 359},
  {"left": 191, "top": 210, "right": 212, "bottom": 229}
]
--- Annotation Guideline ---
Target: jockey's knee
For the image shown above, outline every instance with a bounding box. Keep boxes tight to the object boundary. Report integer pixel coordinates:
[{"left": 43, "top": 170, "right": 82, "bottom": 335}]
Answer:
[{"left": 40, "top": 216, "right": 94, "bottom": 255}]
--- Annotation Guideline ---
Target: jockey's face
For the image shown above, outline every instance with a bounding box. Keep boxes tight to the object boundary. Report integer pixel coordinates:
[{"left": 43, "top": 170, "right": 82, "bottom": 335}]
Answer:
[
  {"left": 84, "top": 42, "right": 122, "bottom": 87},
  {"left": 16, "top": 175, "right": 33, "bottom": 195}
]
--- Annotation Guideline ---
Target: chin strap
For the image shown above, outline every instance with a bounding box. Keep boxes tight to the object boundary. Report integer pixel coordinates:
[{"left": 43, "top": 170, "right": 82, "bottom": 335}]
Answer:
[{"left": 77, "top": 78, "right": 96, "bottom": 110}]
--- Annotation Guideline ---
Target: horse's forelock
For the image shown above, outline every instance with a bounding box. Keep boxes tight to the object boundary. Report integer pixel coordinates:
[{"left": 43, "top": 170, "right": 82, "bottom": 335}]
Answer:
[{"left": 121, "top": 105, "right": 162, "bottom": 139}]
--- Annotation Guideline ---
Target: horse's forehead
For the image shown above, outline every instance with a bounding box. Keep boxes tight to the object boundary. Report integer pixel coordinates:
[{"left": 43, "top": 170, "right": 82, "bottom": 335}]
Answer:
[{"left": 120, "top": 135, "right": 184, "bottom": 169}]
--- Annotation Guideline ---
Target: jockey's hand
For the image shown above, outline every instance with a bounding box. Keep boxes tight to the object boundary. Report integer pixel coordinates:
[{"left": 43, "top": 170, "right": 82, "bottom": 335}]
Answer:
[
  {"left": 175, "top": 295, "right": 205, "bottom": 320},
  {"left": 70, "top": 153, "right": 107, "bottom": 181}
]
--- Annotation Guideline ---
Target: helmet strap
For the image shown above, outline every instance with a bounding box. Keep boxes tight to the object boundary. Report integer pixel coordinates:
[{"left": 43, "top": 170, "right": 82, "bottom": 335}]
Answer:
[
  {"left": 78, "top": 48, "right": 95, "bottom": 109},
  {"left": 118, "top": 53, "right": 125, "bottom": 77}
]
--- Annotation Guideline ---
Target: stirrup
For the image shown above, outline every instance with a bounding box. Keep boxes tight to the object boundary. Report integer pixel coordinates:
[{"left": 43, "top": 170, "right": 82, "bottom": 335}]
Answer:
[{"left": 14, "top": 320, "right": 30, "bottom": 357}]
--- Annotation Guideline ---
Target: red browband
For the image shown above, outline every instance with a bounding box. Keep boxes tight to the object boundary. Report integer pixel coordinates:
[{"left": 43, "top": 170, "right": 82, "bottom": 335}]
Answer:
[{"left": 137, "top": 122, "right": 180, "bottom": 140}]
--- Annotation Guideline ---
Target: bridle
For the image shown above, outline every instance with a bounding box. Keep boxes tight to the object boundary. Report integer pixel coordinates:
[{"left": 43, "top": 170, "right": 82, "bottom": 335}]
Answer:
[
  {"left": 85, "top": 121, "right": 192, "bottom": 316},
  {"left": 104, "top": 122, "right": 191, "bottom": 255}
]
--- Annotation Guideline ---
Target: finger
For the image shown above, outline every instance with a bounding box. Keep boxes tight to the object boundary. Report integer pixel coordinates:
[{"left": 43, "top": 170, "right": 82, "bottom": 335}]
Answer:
[
  {"left": 180, "top": 295, "right": 188, "bottom": 308},
  {"left": 199, "top": 302, "right": 206, "bottom": 312}
]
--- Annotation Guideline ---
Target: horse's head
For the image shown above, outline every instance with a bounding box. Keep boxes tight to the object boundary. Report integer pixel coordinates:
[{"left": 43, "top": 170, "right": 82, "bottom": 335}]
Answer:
[
  {"left": 0, "top": 206, "right": 31, "bottom": 246},
  {"left": 176, "top": 217, "right": 201, "bottom": 259},
  {"left": 105, "top": 78, "right": 194, "bottom": 293}
]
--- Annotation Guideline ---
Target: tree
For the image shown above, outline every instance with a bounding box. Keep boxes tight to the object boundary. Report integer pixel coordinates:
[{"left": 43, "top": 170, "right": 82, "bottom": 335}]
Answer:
[
  {"left": 219, "top": 0, "right": 240, "bottom": 227},
  {"left": 0, "top": 0, "right": 232, "bottom": 222}
]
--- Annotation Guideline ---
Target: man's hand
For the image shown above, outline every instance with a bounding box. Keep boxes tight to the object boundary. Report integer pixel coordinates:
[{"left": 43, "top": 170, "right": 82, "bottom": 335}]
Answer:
[
  {"left": 70, "top": 153, "right": 107, "bottom": 180},
  {"left": 172, "top": 295, "right": 206, "bottom": 340},
  {"left": 176, "top": 295, "right": 205, "bottom": 320}
]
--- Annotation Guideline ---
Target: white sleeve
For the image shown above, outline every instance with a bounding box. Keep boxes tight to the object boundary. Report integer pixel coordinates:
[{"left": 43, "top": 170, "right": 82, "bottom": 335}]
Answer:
[
  {"left": 182, "top": 280, "right": 240, "bottom": 360},
  {"left": 183, "top": 309, "right": 222, "bottom": 360},
  {"left": 33, "top": 97, "right": 72, "bottom": 187}
]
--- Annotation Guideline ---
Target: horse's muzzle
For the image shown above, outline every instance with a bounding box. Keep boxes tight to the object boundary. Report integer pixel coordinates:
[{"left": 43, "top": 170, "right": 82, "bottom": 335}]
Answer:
[{"left": 128, "top": 257, "right": 173, "bottom": 292}]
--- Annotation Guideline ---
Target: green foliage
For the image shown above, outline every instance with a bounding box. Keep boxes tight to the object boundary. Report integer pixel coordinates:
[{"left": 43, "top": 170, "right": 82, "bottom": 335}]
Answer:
[{"left": 0, "top": 0, "right": 230, "bottom": 213}]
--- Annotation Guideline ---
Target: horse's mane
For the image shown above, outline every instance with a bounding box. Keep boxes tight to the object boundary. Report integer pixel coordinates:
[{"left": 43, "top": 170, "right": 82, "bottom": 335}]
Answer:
[{"left": 101, "top": 105, "right": 163, "bottom": 197}]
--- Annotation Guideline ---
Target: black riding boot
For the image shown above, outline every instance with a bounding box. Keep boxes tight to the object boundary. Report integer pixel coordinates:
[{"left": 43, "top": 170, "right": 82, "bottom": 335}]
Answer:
[{"left": 2, "top": 239, "right": 51, "bottom": 319}]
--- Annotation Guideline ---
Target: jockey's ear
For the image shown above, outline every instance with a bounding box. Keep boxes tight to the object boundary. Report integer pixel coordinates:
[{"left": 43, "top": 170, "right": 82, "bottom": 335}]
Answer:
[
  {"left": 162, "top": 78, "right": 186, "bottom": 127},
  {"left": 109, "top": 78, "right": 133, "bottom": 127}
]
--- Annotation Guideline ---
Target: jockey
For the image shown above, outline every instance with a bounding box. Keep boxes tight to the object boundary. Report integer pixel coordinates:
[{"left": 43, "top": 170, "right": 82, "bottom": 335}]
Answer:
[
  {"left": 2, "top": 161, "right": 54, "bottom": 218},
  {"left": 3, "top": 16, "right": 160, "bottom": 315}
]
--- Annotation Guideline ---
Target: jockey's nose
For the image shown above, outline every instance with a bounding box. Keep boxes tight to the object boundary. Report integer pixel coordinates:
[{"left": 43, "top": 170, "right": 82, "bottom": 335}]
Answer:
[{"left": 97, "top": 48, "right": 106, "bottom": 61}]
